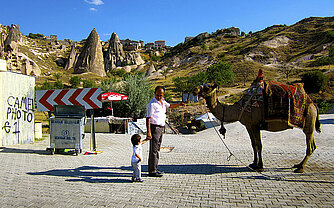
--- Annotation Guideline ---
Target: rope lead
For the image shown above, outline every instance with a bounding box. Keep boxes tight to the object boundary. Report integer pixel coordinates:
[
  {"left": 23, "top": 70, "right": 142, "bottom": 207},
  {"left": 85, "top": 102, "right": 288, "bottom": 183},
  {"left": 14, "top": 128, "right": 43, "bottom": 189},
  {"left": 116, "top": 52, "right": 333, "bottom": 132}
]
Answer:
[{"left": 206, "top": 111, "right": 283, "bottom": 181}]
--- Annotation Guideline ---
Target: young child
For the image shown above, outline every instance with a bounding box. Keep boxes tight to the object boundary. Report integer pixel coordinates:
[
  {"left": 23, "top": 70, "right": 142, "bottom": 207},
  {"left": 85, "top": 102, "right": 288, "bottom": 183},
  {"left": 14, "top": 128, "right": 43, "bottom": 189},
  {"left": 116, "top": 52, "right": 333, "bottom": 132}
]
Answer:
[{"left": 131, "top": 134, "right": 148, "bottom": 182}]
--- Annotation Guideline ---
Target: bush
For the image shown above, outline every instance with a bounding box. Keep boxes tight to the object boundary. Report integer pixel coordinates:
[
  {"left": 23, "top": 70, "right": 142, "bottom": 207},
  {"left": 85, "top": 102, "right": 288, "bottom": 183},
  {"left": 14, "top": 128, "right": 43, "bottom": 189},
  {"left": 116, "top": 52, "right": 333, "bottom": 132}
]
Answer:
[
  {"left": 83, "top": 80, "right": 96, "bottom": 88},
  {"left": 109, "top": 68, "right": 127, "bottom": 77},
  {"left": 326, "top": 30, "right": 334, "bottom": 40},
  {"left": 69, "top": 76, "right": 81, "bottom": 88},
  {"left": 28, "top": 33, "right": 44, "bottom": 39},
  {"left": 53, "top": 80, "right": 64, "bottom": 89},
  {"left": 301, "top": 71, "right": 327, "bottom": 93},
  {"left": 311, "top": 56, "right": 333, "bottom": 66},
  {"left": 318, "top": 102, "right": 334, "bottom": 114},
  {"left": 40, "top": 81, "right": 53, "bottom": 90},
  {"left": 151, "top": 55, "right": 161, "bottom": 62}
]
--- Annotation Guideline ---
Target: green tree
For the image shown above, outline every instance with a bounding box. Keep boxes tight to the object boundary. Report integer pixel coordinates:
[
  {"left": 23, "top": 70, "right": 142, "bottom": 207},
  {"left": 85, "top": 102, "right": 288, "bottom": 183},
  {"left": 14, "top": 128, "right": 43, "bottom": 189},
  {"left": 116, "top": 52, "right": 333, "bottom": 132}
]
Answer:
[
  {"left": 173, "top": 71, "right": 208, "bottom": 101},
  {"left": 278, "top": 64, "right": 295, "bottom": 82},
  {"left": 100, "top": 77, "right": 118, "bottom": 93},
  {"left": 69, "top": 76, "right": 81, "bottom": 88},
  {"left": 233, "top": 61, "right": 257, "bottom": 86},
  {"left": 207, "top": 60, "right": 235, "bottom": 87},
  {"left": 173, "top": 76, "right": 192, "bottom": 94},
  {"left": 114, "top": 74, "right": 153, "bottom": 119}
]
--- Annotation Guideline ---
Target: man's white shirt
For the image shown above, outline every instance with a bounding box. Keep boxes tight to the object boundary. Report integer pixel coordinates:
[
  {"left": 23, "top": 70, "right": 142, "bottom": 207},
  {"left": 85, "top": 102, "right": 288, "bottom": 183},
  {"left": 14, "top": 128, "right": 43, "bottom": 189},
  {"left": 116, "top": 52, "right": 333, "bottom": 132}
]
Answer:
[{"left": 146, "top": 97, "right": 170, "bottom": 126}]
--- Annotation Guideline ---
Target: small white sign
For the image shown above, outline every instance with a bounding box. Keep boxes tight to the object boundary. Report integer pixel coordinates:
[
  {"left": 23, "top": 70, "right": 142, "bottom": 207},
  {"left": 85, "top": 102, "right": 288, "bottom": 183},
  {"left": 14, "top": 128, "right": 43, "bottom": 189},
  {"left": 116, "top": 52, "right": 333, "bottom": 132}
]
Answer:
[{"left": 127, "top": 118, "right": 147, "bottom": 135}]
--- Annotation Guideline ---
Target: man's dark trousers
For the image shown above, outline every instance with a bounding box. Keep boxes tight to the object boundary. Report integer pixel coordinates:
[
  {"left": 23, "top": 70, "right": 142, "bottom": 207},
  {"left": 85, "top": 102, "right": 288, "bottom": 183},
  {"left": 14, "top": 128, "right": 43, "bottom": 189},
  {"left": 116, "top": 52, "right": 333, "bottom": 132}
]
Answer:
[{"left": 148, "top": 124, "right": 164, "bottom": 174}]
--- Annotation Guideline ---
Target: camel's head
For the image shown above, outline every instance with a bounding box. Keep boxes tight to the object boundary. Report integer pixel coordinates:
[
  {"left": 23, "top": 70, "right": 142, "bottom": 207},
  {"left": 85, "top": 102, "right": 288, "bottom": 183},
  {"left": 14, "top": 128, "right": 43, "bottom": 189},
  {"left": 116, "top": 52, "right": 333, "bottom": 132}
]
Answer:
[{"left": 193, "top": 83, "right": 217, "bottom": 98}]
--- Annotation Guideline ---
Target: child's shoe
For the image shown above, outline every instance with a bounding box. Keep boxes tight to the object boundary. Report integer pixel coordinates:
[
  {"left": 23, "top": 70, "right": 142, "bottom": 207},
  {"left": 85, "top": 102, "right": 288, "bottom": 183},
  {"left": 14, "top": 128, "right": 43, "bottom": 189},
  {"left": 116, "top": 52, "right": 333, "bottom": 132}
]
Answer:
[{"left": 134, "top": 178, "right": 143, "bottom": 182}]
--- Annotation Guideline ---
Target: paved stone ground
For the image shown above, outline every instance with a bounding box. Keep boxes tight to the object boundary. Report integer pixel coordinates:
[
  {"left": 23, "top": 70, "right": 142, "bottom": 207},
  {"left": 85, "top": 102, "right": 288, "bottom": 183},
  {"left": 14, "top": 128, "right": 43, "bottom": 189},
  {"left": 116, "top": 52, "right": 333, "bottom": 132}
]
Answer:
[{"left": 0, "top": 114, "right": 333, "bottom": 208}]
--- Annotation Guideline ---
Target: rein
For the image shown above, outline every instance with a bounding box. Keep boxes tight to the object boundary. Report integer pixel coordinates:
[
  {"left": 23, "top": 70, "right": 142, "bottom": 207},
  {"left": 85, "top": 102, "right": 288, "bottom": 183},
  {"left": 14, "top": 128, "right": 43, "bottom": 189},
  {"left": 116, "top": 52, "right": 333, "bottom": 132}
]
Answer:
[{"left": 201, "top": 86, "right": 282, "bottom": 181}]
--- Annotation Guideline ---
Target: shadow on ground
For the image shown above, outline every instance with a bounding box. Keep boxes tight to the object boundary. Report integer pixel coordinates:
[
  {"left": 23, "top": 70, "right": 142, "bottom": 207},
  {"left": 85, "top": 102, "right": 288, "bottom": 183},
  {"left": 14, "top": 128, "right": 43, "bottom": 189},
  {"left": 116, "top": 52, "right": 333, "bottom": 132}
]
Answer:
[
  {"left": 0, "top": 147, "right": 50, "bottom": 155},
  {"left": 0, "top": 147, "right": 79, "bottom": 156},
  {"left": 320, "top": 119, "right": 334, "bottom": 124},
  {"left": 27, "top": 164, "right": 334, "bottom": 184},
  {"left": 27, "top": 164, "right": 250, "bottom": 183},
  {"left": 228, "top": 172, "right": 334, "bottom": 184}
]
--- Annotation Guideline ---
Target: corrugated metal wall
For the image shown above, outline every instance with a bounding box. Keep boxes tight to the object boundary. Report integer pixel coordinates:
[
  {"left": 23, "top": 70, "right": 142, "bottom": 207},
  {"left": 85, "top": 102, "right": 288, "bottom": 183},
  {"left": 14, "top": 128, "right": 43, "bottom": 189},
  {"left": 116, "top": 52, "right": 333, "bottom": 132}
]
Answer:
[{"left": 0, "top": 71, "right": 35, "bottom": 146}]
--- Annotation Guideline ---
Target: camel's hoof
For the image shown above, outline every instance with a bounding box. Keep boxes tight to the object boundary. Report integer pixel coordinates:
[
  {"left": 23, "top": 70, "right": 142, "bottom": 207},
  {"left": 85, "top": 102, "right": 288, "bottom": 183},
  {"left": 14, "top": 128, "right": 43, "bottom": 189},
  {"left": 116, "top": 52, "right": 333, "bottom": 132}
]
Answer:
[
  {"left": 256, "top": 168, "right": 264, "bottom": 172},
  {"left": 294, "top": 168, "right": 304, "bottom": 173},
  {"left": 249, "top": 164, "right": 264, "bottom": 172},
  {"left": 293, "top": 164, "right": 302, "bottom": 169},
  {"left": 248, "top": 163, "right": 257, "bottom": 170}
]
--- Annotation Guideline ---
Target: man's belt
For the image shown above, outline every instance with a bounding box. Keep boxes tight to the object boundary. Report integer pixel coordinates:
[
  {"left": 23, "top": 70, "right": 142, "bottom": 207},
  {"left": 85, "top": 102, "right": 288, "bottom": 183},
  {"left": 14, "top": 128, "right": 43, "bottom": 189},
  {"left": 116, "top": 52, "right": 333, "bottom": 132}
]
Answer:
[{"left": 151, "top": 123, "right": 164, "bottom": 128}]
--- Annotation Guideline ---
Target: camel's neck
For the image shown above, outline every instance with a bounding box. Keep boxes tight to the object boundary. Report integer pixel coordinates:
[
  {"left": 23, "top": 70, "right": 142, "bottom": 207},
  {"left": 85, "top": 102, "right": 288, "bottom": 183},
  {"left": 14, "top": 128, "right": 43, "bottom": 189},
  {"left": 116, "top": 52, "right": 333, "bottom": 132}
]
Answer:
[{"left": 204, "top": 92, "right": 240, "bottom": 123}]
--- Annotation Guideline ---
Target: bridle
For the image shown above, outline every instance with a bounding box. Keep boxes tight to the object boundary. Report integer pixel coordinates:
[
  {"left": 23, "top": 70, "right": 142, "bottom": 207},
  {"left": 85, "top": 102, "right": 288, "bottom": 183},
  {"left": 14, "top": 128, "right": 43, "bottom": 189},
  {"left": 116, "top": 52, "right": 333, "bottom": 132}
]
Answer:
[{"left": 200, "top": 84, "right": 217, "bottom": 98}]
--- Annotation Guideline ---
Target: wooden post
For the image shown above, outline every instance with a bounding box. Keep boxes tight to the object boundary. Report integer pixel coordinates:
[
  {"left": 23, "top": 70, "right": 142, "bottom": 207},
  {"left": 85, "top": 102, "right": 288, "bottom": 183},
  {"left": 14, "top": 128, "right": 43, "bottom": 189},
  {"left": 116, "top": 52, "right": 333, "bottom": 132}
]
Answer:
[{"left": 90, "top": 109, "right": 96, "bottom": 151}]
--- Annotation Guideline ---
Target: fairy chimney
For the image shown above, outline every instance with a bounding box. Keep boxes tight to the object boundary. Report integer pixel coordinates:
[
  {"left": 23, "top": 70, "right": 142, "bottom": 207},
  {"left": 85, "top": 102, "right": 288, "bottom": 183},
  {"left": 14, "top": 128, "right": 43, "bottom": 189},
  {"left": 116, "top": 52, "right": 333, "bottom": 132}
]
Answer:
[
  {"left": 74, "top": 28, "right": 106, "bottom": 76},
  {"left": 4, "top": 24, "right": 21, "bottom": 52},
  {"left": 65, "top": 45, "right": 78, "bottom": 70},
  {"left": 104, "top": 32, "right": 125, "bottom": 72}
]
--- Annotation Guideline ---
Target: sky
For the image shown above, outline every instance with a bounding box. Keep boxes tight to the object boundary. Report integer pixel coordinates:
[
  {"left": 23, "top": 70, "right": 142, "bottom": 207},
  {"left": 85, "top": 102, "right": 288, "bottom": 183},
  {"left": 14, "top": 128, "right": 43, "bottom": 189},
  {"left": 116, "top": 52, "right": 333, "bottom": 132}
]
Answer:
[{"left": 1, "top": 0, "right": 333, "bottom": 46}]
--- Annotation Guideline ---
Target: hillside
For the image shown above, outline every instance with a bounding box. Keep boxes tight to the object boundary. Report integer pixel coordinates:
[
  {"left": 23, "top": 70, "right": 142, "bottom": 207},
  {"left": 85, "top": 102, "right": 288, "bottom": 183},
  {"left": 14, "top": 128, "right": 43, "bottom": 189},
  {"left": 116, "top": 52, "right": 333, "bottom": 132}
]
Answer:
[
  {"left": 157, "top": 16, "right": 334, "bottom": 104},
  {"left": 1, "top": 16, "right": 333, "bottom": 106}
]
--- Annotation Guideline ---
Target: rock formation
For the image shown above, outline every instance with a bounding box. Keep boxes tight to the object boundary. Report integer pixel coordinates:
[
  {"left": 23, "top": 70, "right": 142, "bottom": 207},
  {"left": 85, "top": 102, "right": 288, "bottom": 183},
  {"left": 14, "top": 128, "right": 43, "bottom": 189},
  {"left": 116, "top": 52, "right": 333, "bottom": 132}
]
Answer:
[
  {"left": 74, "top": 28, "right": 106, "bottom": 76},
  {"left": 105, "top": 32, "right": 145, "bottom": 72},
  {"left": 104, "top": 32, "right": 125, "bottom": 72},
  {"left": 145, "top": 63, "right": 156, "bottom": 77},
  {"left": 124, "top": 52, "right": 145, "bottom": 66},
  {"left": 4, "top": 24, "right": 21, "bottom": 53},
  {"left": 19, "top": 53, "right": 41, "bottom": 76},
  {"left": 0, "top": 25, "right": 8, "bottom": 58},
  {"left": 65, "top": 45, "right": 78, "bottom": 70}
]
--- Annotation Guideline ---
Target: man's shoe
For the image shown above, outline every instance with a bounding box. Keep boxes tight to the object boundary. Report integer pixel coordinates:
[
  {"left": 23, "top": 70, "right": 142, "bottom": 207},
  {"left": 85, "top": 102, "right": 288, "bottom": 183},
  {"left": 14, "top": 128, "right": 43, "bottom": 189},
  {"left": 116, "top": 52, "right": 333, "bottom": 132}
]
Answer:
[{"left": 148, "top": 172, "right": 163, "bottom": 177}]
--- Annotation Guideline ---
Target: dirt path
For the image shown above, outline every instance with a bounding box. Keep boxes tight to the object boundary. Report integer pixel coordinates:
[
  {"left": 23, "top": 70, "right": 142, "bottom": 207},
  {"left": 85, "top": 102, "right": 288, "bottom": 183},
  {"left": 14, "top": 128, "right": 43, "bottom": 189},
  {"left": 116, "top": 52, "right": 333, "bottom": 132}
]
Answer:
[{"left": 219, "top": 87, "right": 248, "bottom": 99}]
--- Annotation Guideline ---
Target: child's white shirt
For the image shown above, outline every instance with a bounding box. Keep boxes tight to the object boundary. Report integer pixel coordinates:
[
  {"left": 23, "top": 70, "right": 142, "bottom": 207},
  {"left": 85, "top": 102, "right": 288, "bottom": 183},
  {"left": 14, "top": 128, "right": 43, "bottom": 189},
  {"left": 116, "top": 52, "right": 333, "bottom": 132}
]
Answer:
[{"left": 131, "top": 144, "right": 142, "bottom": 163}]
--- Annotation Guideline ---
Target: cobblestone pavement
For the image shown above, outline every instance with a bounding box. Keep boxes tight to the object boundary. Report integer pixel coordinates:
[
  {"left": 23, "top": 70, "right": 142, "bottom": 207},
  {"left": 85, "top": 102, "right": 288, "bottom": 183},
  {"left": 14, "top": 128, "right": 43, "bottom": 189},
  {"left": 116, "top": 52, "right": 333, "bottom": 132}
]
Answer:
[{"left": 0, "top": 114, "right": 333, "bottom": 207}]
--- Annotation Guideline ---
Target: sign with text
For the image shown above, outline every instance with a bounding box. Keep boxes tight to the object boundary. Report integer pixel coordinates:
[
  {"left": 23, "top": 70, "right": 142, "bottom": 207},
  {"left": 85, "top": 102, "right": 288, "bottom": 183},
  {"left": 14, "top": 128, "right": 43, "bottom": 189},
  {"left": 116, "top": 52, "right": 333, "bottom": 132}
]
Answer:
[{"left": 0, "top": 72, "right": 35, "bottom": 146}]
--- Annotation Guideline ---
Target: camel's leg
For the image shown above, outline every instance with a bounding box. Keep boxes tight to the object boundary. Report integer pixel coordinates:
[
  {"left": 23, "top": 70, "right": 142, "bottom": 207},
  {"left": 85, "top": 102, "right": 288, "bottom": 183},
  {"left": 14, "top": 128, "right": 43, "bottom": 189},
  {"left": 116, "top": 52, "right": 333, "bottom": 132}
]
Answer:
[
  {"left": 294, "top": 132, "right": 317, "bottom": 173},
  {"left": 246, "top": 126, "right": 264, "bottom": 172},
  {"left": 294, "top": 105, "right": 317, "bottom": 173}
]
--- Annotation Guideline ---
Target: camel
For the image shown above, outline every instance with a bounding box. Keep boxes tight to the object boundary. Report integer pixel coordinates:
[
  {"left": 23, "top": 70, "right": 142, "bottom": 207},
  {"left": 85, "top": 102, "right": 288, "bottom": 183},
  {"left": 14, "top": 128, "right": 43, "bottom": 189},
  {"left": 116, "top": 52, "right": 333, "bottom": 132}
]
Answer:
[{"left": 193, "top": 83, "right": 321, "bottom": 173}]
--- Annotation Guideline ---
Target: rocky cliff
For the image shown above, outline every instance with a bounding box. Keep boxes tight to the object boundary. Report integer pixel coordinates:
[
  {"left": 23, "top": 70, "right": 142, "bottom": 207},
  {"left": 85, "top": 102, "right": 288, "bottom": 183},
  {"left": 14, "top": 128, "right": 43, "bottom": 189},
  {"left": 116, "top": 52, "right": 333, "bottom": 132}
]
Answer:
[{"left": 0, "top": 24, "right": 41, "bottom": 76}]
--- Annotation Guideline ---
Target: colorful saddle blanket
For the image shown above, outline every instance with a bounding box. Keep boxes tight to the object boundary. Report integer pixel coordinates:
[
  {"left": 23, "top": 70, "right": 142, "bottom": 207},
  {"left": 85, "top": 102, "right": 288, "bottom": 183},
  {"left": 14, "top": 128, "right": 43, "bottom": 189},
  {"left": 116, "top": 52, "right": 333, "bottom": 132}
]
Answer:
[{"left": 264, "top": 81, "right": 313, "bottom": 128}]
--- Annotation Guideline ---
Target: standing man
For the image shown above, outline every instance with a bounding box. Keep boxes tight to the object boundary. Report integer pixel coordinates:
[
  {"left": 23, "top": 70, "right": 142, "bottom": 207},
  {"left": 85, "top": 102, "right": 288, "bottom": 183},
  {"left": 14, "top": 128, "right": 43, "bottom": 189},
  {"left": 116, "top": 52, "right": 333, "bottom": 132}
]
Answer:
[{"left": 146, "top": 86, "right": 185, "bottom": 177}]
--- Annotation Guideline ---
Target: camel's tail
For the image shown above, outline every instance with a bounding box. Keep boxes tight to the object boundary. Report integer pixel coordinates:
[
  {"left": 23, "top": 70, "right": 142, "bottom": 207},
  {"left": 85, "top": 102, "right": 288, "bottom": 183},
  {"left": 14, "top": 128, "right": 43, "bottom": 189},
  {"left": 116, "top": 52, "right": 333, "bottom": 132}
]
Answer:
[{"left": 315, "top": 104, "right": 321, "bottom": 133}]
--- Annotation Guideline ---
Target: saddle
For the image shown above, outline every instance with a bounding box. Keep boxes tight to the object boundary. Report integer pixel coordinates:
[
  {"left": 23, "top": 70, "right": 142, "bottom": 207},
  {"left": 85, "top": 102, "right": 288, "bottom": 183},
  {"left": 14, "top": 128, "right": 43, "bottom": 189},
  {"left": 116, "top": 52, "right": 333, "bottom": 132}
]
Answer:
[
  {"left": 237, "top": 80, "right": 313, "bottom": 129},
  {"left": 263, "top": 81, "right": 313, "bottom": 129}
]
